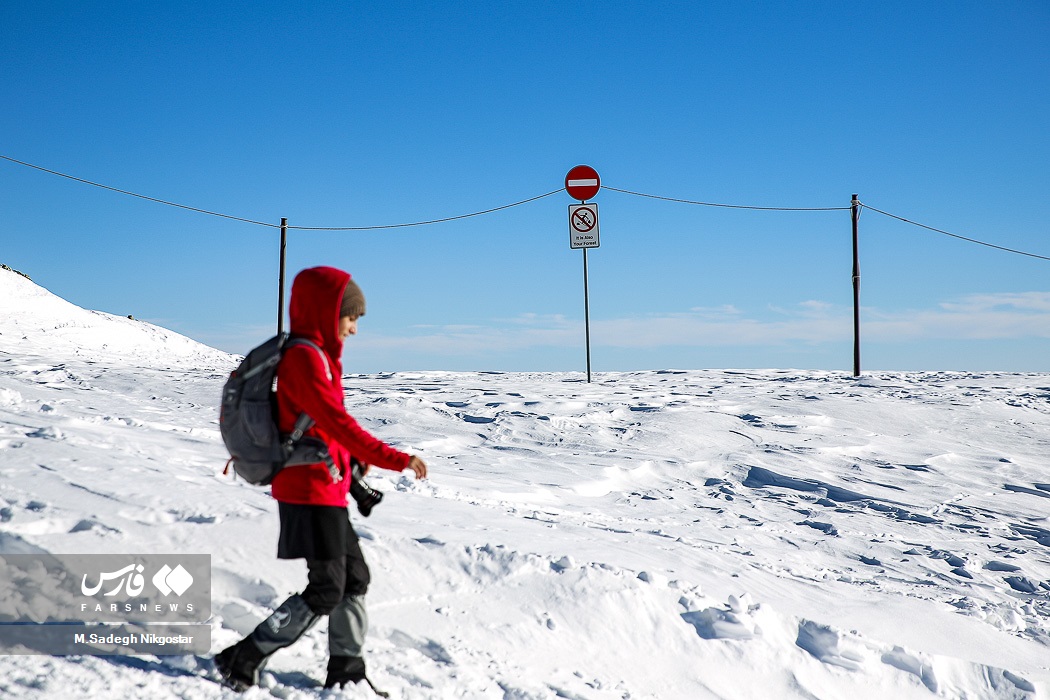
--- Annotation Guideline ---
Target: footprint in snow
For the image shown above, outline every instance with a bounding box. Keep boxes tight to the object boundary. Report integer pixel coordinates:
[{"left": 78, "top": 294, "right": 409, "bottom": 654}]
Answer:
[
  {"left": 387, "top": 629, "right": 454, "bottom": 665},
  {"left": 26, "top": 426, "right": 63, "bottom": 439},
  {"left": 69, "top": 518, "right": 120, "bottom": 535}
]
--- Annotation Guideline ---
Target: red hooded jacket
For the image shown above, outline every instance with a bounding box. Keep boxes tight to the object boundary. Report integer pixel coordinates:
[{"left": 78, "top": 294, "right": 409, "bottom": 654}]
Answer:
[{"left": 270, "top": 266, "right": 411, "bottom": 506}]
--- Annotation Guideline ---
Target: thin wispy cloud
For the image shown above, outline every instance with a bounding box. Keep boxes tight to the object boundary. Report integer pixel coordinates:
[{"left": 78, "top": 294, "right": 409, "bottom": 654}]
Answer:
[
  {"left": 352, "top": 292, "right": 1050, "bottom": 357},
  {"left": 866, "top": 292, "right": 1050, "bottom": 341}
]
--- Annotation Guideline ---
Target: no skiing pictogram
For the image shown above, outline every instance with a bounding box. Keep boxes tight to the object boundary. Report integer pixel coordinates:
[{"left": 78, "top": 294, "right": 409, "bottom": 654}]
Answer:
[
  {"left": 571, "top": 207, "right": 596, "bottom": 233},
  {"left": 568, "top": 203, "right": 599, "bottom": 249}
]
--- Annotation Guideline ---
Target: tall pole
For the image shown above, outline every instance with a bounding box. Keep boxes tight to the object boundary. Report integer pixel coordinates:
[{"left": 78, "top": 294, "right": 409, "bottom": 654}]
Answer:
[
  {"left": 583, "top": 246, "right": 592, "bottom": 383},
  {"left": 278, "top": 217, "right": 288, "bottom": 336},
  {"left": 565, "top": 166, "right": 601, "bottom": 384},
  {"left": 851, "top": 195, "right": 861, "bottom": 377}
]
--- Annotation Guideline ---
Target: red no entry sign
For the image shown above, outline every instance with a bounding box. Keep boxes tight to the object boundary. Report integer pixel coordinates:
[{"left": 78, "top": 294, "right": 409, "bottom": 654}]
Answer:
[{"left": 565, "top": 165, "right": 600, "bottom": 201}]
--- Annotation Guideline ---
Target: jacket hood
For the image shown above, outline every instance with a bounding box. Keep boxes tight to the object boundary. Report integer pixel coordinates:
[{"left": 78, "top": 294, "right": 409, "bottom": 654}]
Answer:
[{"left": 289, "top": 266, "right": 351, "bottom": 364}]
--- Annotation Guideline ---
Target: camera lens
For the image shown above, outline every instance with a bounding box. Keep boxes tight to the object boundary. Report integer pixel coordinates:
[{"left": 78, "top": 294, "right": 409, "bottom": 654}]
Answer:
[{"left": 349, "top": 460, "right": 383, "bottom": 517}]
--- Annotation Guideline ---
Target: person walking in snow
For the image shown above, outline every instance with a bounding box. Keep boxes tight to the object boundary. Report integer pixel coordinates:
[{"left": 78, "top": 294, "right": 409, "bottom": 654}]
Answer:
[{"left": 215, "top": 266, "right": 427, "bottom": 692}]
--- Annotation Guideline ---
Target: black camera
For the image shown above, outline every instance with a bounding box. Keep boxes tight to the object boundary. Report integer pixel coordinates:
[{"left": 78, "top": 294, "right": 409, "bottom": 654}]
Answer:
[{"left": 349, "top": 459, "right": 383, "bottom": 517}]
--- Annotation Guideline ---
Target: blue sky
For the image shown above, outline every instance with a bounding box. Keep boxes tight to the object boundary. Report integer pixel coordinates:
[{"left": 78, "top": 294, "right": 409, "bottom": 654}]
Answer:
[{"left": 2, "top": 1, "right": 1048, "bottom": 372}]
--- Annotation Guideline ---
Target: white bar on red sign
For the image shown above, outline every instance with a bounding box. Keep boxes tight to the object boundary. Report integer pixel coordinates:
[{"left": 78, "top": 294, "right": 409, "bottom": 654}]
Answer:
[{"left": 567, "top": 179, "right": 598, "bottom": 187}]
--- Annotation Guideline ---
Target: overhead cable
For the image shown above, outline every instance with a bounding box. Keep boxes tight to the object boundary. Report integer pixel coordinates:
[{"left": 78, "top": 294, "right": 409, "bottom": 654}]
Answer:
[
  {"left": 603, "top": 185, "right": 850, "bottom": 211},
  {"left": 0, "top": 154, "right": 276, "bottom": 227},
  {"left": 859, "top": 202, "right": 1050, "bottom": 262},
  {"left": 4, "top": 155, "right": 1045, "bottom": 261},
  {"left": 0, "top": 154, "right": 559, "bottom": 231},
  {"left": 287, "top": 189, "right": 562, "bottom": 230}
]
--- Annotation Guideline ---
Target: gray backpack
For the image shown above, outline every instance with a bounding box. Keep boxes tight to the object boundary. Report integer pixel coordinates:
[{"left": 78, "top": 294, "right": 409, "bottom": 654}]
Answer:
[{"left": 220, "top": 334, "right": 341, "bottom": 485}]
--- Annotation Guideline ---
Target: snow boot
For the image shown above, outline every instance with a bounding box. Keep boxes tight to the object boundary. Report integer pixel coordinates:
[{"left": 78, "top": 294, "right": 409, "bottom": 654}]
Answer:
[
  {"left": 214, "top": 637, "right": 267, "bottom": 692},
  {"left": 324, "top": 654, "right": 366, "bottom": 689}
]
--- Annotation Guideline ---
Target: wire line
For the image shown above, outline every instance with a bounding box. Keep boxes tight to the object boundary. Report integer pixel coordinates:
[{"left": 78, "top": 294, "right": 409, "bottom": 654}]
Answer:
[
  {"left": 859, "top": 202, "right": 1050, "bottom": 262},
  {"left": 6, "top": 154, "right": 1046, "bottom": 261},
  {"left": 0, "top": 154, "right": 560, "bottom": 231},
  {"left": 0, "top": 154, "right": 278, "bottom": 227},
  {"left": 287, "top": 189, "right": 563, "bottom": 230},
  {"left": 603, "top": 185, "right": 850, "bottom": 211}
]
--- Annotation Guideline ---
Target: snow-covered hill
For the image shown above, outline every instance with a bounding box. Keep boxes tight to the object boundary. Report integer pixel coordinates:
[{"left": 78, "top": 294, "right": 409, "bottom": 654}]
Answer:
[
  {"left": 0, "top": 265, "right": 1048, "bottom": 698},
  {"left": 0, "top": 265, "right": 230, "bottom": 369}
]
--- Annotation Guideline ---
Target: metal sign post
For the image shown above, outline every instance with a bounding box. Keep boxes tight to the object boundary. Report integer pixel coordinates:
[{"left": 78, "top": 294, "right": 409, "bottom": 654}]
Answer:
[
  {"left": 583, "top": 247, "right": 592, "bottom": 382},
  {"left": 565, "top": 166, "right": 601, "bottom": 383}
]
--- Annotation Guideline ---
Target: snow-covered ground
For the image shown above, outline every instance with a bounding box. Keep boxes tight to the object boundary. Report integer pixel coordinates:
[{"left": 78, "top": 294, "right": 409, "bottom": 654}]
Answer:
[{"left": 1, "top": 265, "right": 1048, "bottom": 699}]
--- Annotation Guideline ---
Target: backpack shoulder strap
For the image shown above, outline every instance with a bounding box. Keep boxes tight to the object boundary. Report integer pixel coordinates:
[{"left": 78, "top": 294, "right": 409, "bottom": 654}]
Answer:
[
  {"left": 280, "top": 338, "right": 342, "bottom": 484},
  {"left": 286, "top": 338, "right": 332, "bottom": 381}
]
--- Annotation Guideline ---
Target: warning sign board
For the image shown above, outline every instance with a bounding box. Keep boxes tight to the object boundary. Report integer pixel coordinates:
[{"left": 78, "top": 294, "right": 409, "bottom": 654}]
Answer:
[{"left": 569, "top": 203, "right": 599, "bottom": 249}]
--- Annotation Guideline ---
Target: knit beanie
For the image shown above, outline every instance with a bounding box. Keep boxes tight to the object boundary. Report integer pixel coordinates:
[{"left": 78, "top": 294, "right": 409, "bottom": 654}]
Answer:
[{"left": 340, "top": 278, "right": 366, "bottom": 318}]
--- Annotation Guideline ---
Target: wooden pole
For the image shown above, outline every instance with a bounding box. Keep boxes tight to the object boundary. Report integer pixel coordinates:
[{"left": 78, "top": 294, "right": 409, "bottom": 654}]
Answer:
[
  {"left": 851, "top": 195, "right": 861, "bottom": 377},
  {"left": 278, "top": 217, "right": 288, "bottom": 336}
]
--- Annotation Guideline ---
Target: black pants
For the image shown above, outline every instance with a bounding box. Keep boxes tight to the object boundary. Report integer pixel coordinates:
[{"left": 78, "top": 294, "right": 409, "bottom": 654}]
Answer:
[
  {"left": 302, "top": 536, "right": 370, "bottom": 614},
  {"left": 277, "top": 502, "right": 370, "bottom": 615}
]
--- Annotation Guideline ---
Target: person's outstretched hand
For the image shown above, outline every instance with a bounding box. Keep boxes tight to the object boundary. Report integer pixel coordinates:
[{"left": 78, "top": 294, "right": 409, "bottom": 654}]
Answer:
[{"left": 407, "top": 455, "right": 427, "bottom": 479}]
